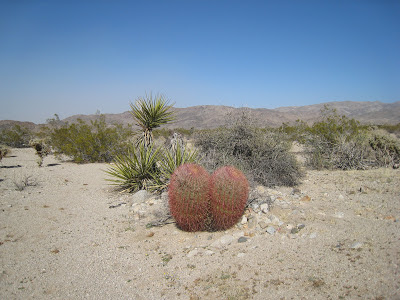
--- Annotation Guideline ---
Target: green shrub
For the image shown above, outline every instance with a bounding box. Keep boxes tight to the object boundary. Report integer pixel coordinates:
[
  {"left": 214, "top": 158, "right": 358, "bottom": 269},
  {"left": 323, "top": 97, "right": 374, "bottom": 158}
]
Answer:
[
  {"left": 106, "top": 139, "right": 200, "bottom": 192},
  {"left": 296, "top": 106, "right": 400, "bottom": 170},
  {"left": 49, "top": 116, "right": 132, "bottom": 163},
  {"left": 195, "top": 110, "right": 303, "bottom": 187},
  {"left": 29, "top": 139, "right": 51, "bottom": 167},
  {"left": 0, "top": 125, "right": 32, "bottom": 148}
]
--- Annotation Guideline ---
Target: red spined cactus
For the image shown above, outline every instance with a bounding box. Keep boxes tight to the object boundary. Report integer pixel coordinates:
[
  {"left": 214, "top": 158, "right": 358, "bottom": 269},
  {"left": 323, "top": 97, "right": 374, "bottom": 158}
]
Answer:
[
  {"left": 209, "top": 166, "right": 249, "bottom": 230},
  {"left": 168, "top": 163, "right": 211, "bottom": 232}
]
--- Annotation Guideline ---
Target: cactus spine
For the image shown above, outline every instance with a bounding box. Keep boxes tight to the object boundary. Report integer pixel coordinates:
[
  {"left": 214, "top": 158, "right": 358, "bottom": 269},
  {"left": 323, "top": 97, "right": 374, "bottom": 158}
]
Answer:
[
  {"left": 209, "top": 166, "right": 249, "bottom": 230},
  {"left": 168, "top": 163, "right": 211, "bottom": 232}
]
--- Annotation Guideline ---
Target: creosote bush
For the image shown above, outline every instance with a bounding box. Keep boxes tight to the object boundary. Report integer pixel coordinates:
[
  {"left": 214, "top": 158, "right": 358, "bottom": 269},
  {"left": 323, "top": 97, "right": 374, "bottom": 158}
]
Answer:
[
  {"left": 49, "top": 116, "right": 132, "bottom": 163},
  {"left": 286, "top": 106, "right": 400, "bottom": 170},
  {"left": 195, "top": 109, "right": 303, "bottom": 187},
  {"left": 0, "top": 125, "right": 32, "bottom": 148}
]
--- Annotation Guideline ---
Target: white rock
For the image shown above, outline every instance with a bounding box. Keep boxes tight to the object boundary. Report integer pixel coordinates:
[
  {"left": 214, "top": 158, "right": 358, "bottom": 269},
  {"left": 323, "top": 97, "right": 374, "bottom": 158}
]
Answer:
[
  {"left": 309, "top": 232, "right": 317, "bottom": 239},
  {"left": 241, "top": 215, "right": 248, "bottom": 224},
  {"left": 266, "top": 226, "right": 276, "bottom": 235},
  {"left": 131, "top": 190, "right": 150, "bottom": 204},
  {"left": 333, "top": 212, "right": 345, "bottom": 219},
  {"left": 260, "top": 203, "right": 269, "bottom": 213},
  {"left": 187, "top": 249, "right": 199, "bottom": 258},
  {"left": 350, "top": 242, "right": 363, "bottom": 249},
  {"left": 237, "top": 253, "right": 246, "bottom": 258},
  {"left": 210, "top": 234, "right": 235, "bottom": 249}
]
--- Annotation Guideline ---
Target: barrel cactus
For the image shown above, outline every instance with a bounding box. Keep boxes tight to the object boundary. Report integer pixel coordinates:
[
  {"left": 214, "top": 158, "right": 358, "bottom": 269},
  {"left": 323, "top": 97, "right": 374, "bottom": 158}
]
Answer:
[
  {"left": 168, "top": 163, "right": 211, "bottom": 231},
  {"left": 209, "top": 166, "right": 249, "bottom": 230}
]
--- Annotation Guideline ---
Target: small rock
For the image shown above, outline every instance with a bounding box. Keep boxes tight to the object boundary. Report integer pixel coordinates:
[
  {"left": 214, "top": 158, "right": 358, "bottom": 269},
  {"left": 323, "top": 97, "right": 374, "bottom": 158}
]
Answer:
[
  {"left": 258, "top": 221, "right": 268, "bottom": 229},
  {"left": 266, "top": 226, "right": 276, "bottom": 235},
  {"left": 204, "top": 250, "right": 214, "bottom": 256},
  {"left": 338, "top": 194, "right": 344, "bottom": 200},
  {"left": 286, "top": 224, "right": 294, "bottom": 231},
  {"left": 309, "top": 232, "right": 317, "bottom": 239},
  {"left": 210, "top": 234, "right": 235, "bottom": 249},
  {"left": 333, "top": 212, "right": 345, "bottom": 219},
  {"left": 238, "top": 237, "right": 248, "bottom": 243},
  {"left": 187, "top": 249, "right": 199, "bottom": 258},
  {"left": 241, "top": 215, "right": 248, "bottom": 225},
  {"left": 292, "top": 188, "right": 301, "bottom": 195},
  {"left": 297, "top": 224, "right": 305, "bottom": 230},
  {"left": 350, "top": 242, "right": 363, "bottom": 249},
  {"left": 247, "top": 216, "right": 258, "bottom": 229},
  {"left": 260, "top": 203, "right": 269, "bottom": 213},
  {"left": 291, "top": 228, "right": 299, "bottom": 234},
  {"left": 300, "top": 195, "right": 311, "bottom": 202},
  {"left": 250, "top": 203, "right": 260, "bottom": 212},
  {"left": 268, "top": 214, "right": 281, "bottom": 226},
  {"left": 131, "top": 190, "right": 150, "bottom": 204},
  {"left": 237, "top": 253, "right": 246, "bottom": 258}
]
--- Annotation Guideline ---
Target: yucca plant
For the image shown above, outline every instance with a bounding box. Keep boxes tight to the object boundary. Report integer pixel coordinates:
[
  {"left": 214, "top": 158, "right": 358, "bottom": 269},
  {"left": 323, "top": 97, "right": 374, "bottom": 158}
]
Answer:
[
  {"left": 130, "top": 93, "right": 175, "bottom": 147},
  {"left": 105, "top": 143, "right": 162, "bottom": 192}
]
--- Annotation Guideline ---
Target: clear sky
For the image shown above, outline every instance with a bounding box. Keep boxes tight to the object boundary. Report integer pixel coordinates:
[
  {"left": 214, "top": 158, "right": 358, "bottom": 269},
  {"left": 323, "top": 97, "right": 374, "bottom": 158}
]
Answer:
[{"left": 1, "top": 0, "right": 399, "bottom": 124}]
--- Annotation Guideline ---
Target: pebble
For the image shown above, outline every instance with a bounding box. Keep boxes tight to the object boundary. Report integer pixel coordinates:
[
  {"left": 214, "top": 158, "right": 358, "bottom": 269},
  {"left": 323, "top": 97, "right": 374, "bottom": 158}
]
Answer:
[
  {"left": 260, "top": 203, "right": 269, "bottom": 213},
  {"left": 187, "top": 249, "right": 199, "bottom": 258},
  {"left": 300, "top": 195, "right": 311, "bottom": 202},
  {"left": 266, "top": 226, "right": 276, "bottom": 235},
  {"left": 309, "top": 232, "right": 317, "bottom": 239},
  {"left": 204, "top": 250, "right": 214, "bottom": 256},
  {"left": 237, "top": 253, "right": 246, "bottom": 258},
  {"left": 241, "top": 215, "right": 248, "bottom": 225},
  {"left": 258, "top": 221, "right": 268, "bottom": 229},
  {"left": 247, "top": 216, "right": 258, "bottom": 229},
  {"left": 297, "top": 224, "right": 305, "bottom": 230},
  {"left": 333, "top": 212, "right": 345, "bottom": 219},
  {"left": 350, "top": 242, "right": 363, "bottom": 249},
  {"left": 238, "top": 237, "right": 248, "bottom": 243}
]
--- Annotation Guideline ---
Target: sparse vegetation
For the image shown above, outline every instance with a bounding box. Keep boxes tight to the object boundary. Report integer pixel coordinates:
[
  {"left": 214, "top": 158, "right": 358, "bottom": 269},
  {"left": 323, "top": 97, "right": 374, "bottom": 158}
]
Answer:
[
  {"left": 0, "top": 125, "right": 32, "bottom": 148},
  {"left": 29, "top": 139, "right": 51, "bottom": 167},
  {"left": 288, "top": 106, "right": 400, "bottom": 170},
  {"left": 13, "top": 173, "right": 38, "bottom": 191},
  {"left": 49, "top": 116, "right": 132, "bottom": 163},
  {"left": 107, "top": 96, "right": 199, "bottom": 192},
  {"left": 195, "top": 109, "right": 303, "bottom": 187}
]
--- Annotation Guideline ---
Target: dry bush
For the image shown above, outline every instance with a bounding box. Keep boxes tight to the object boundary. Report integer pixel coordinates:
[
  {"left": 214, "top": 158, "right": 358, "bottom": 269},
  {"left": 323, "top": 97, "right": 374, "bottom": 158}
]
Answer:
[{"left": 195, "top": 109, "right": 303, "bottom": 187}]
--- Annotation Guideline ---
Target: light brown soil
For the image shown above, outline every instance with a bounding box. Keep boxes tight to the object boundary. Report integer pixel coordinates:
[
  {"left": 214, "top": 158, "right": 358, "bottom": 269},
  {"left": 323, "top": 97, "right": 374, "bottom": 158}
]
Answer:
[{"left": 1, "top": 148, "right": 399, "bottom": 299}]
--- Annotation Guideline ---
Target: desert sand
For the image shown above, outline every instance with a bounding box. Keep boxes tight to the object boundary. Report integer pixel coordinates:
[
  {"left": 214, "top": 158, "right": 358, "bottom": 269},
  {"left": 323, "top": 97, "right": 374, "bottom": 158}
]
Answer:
[{"left": 1, "top": 148, "right": 399, "bottom": 299}]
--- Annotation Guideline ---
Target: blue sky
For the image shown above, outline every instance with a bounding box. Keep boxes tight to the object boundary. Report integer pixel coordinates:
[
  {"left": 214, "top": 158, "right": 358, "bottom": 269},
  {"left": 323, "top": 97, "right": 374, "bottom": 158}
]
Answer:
[{"left": 1, "top": 0, "right": 399, "bottom": 123}]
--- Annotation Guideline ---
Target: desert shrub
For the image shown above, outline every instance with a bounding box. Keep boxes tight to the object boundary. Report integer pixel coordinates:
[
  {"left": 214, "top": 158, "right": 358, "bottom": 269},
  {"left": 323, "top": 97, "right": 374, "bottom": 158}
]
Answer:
[
  {"left": 49, "top": 116, "right": 132, "bottom": 163},
  {"left": 368, "top": 129, "right": 400, "bottom": 167},
  {"left": 298, "top": 106, "right": 400, "bottom": 170},
  {"left": 29, "top": 139, "right": 51, "bottom": 167},
  {"left": 195, "top": 110, "right": 303, "bottom": 187},
  {"left": 378, "top": 123, "right": 400, "bottom": 138},
  {"left": 0, "top": 125, "right": 32, "bottom": 148},
  {"left": 302, "top": 107, "right": 370, "bottom": 170},
  {"left": 0, "top": 145, "right": 10, "bottom": 162}
]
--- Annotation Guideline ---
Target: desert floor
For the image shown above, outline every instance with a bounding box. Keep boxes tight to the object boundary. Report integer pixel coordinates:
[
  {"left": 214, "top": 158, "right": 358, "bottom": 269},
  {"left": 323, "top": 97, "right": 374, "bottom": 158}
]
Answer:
[{"left": 1, "top": 148, "right": 399, "bottom": 299}]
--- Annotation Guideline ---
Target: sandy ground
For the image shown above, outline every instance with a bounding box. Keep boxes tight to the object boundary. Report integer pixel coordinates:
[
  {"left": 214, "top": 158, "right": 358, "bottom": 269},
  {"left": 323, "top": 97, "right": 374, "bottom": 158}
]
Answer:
[{"left": 1, "top": 148, "right": 399, "bottom": 300}]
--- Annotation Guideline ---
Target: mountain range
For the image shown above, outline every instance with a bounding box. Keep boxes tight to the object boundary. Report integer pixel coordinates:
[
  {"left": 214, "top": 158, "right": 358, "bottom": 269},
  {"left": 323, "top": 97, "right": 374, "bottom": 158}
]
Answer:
[
  {"left": 1, "top": 101, "right": 399, "bottom": 131},
  {"left": 63, "top": 101, "right": 400, "bottom": 129}
]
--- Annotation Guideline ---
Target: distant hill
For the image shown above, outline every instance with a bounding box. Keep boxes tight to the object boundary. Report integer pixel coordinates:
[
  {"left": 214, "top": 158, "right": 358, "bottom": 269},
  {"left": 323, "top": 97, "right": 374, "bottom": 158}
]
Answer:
[
  {"left": 62, "top": 101, "right": 400, "bottom": 129},
  {"left": 1, "top": 101, "right": 399, "bottom": 131}
]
